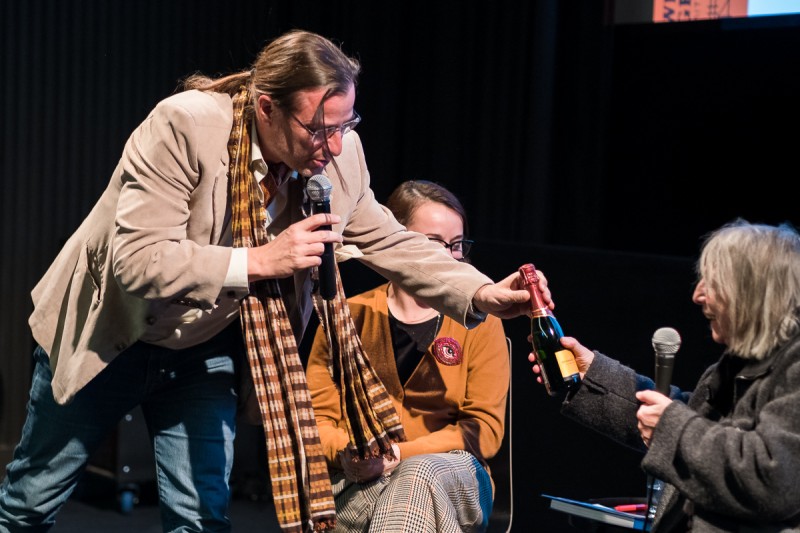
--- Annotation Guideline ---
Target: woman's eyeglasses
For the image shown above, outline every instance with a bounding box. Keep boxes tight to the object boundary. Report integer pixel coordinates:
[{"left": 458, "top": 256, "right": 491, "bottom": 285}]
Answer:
[{"left": 428, "top": 238, "right": 474, "bottom": 261}]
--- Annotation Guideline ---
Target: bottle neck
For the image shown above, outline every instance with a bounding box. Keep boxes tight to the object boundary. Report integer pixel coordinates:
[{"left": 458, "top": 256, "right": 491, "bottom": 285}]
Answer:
[{"left": 519, "top": 263, "right": 550, "bottom": 314}]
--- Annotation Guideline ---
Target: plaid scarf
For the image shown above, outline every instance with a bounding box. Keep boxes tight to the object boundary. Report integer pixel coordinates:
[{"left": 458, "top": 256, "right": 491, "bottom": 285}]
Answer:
[
  {"left": 228, "top": 83, "right": 406, "bottom": 531},
  {"left": 228, "top": 85, "right": 334, "bottom": 532},
  {"left": 311, "top": 272, "right": 407, "bottom": 462}
]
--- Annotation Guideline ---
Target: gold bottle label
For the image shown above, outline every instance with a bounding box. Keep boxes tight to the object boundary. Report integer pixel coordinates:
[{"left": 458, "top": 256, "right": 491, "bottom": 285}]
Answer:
[{"left": 555, "top": 349, "right": 579, "bottom": 376}]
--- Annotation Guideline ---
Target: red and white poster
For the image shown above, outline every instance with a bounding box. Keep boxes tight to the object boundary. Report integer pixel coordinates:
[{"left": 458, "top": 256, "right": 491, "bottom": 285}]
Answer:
[{"left": 652, "top": 0, "right": 749, "bottom": 22}]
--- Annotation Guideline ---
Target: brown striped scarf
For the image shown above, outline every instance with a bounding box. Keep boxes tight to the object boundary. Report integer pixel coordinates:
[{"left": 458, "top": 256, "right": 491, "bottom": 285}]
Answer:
[
  {"left": 311, "top": 270, "right": 406, "bottom": 462},
  {"left": 227, "top": 84, "right": 404, "bottom": 532}
]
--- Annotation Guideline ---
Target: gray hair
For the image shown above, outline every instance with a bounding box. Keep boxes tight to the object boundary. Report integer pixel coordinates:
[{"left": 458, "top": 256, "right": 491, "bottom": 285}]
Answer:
[{"left": 697, "top": 218, "right": 800, "bottom": 359}]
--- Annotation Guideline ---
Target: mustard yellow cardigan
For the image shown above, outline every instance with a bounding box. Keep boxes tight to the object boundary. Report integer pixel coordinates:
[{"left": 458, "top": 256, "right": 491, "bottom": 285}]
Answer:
[{"left": 306, "top": 283, "right": 509, "bottom": 471}]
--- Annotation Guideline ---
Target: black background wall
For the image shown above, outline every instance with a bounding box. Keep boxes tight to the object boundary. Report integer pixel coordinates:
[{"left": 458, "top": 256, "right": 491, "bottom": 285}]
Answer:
[{"left": 2, "top": 0, "right": 798, "bottom": 530}]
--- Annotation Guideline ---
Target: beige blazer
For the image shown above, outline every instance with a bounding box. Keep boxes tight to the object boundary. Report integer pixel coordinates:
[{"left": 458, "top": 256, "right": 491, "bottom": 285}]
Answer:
[{"left": 29, "top": 89, "right": 492, "bottom": 406}]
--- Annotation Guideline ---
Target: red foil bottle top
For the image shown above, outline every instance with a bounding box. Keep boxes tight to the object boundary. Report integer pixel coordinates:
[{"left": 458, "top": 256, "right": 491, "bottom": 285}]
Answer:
[{"left": 519, "top": 263, "right": 550, "bottom": 317}]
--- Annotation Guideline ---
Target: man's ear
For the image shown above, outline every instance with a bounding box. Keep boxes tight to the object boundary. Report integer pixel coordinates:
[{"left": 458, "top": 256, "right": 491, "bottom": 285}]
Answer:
[{"left": 258, "top": 94, "right": 274, "bottom": 123}]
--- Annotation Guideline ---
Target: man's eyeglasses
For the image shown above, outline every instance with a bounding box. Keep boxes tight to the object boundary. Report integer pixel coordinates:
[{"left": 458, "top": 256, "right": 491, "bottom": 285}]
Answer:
[
  {"left": 429, "top": 238, "right": 474, "bottom": 260},
  {"left": 289, "top": 111, "right": 361, "bottom": 145}
]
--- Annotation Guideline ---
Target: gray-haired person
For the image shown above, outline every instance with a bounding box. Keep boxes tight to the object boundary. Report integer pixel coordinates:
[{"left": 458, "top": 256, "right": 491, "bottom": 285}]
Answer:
[{"left": 531, "top": 219, "right": 800, "bottom": 532}]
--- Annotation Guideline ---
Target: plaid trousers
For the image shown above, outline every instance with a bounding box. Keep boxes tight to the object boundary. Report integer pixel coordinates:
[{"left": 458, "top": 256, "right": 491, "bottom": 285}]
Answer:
[{"left": 331, "top": 450, "right": 493, "bottom": 533}]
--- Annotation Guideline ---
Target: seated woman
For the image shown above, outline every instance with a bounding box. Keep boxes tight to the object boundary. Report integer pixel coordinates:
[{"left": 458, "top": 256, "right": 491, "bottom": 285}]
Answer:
[{"left": 306, "top": 180, "right": 510, "bottom": 533}]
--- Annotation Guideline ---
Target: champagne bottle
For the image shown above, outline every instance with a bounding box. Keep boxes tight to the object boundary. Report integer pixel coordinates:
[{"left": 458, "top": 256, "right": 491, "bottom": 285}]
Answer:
[{"left": 519, "top": 263, "right": 581, "bottom": 396}]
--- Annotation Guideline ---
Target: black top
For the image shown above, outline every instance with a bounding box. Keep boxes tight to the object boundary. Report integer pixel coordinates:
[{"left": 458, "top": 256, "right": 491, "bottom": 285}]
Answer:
[{"left": 388, "top": 310, "right": 442, "bottom": 385}]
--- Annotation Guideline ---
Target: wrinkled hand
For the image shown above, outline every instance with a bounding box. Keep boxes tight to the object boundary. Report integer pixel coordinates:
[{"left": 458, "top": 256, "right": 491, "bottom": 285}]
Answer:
[
  {"left": 247, "top": 213, "right": 342, "bottom": 281},
  {"left": 339, "top": 443, "right": 401, "bottom": 484},
  {"left": 635, "top": 389, "right": 672, "bottom": 447},
  {"left": 473, "top": 269, "right": 553, "bottom": 319},
  {"left": 528, "top": 336, "right": 594, "bottom": 383}
]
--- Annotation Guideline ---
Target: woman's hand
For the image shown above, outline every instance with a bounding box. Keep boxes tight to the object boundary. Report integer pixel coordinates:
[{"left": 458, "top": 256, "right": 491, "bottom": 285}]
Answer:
[
  {"left": 528, "top": 336, "right": 594, "bottom": 382},
  {"left": 338, "top": 443, "right": 401, "bottom": 483},
  {"left": 635, "top": 390, "right": 672, "bottom": 447}
]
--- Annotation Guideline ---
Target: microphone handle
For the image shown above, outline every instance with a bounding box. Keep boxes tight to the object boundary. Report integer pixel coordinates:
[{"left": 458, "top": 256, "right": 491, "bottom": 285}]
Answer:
[
  {"left": 654, "top": 356, "right": 674, "bottom": 396},
  {"left": 313, "top": 199, "right": 336, "bottom": 300}
]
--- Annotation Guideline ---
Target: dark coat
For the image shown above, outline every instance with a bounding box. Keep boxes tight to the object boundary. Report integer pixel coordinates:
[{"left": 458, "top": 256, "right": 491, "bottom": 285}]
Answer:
[{"left": 562, "top": 332, "right": 800, "bottom": 532}]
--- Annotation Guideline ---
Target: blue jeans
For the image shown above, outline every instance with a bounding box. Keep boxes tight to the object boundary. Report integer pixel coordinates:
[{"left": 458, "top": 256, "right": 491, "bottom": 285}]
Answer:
[{"left": 0, "top": 321, "right": 245, "bottom": 533}]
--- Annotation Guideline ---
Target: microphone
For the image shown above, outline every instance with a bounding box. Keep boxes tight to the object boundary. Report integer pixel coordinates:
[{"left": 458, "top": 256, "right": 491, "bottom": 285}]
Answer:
[
  {"left": 646, "top": 327, "right": 682, "bottom": 522},
  {"left": 652, "top": 327, "right": 681, "bottom": 395},
  {"left": 305, "top": 175, "right": 336, "bottom": 300}
]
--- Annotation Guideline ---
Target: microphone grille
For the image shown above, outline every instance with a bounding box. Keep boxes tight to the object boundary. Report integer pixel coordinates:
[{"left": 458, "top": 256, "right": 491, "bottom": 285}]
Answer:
[
  {"left": 652, "top": 327, "right": 682, "bottom": 355},
  {"left": 306, "top": 174, "right": 332, "bottom": 202}
]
